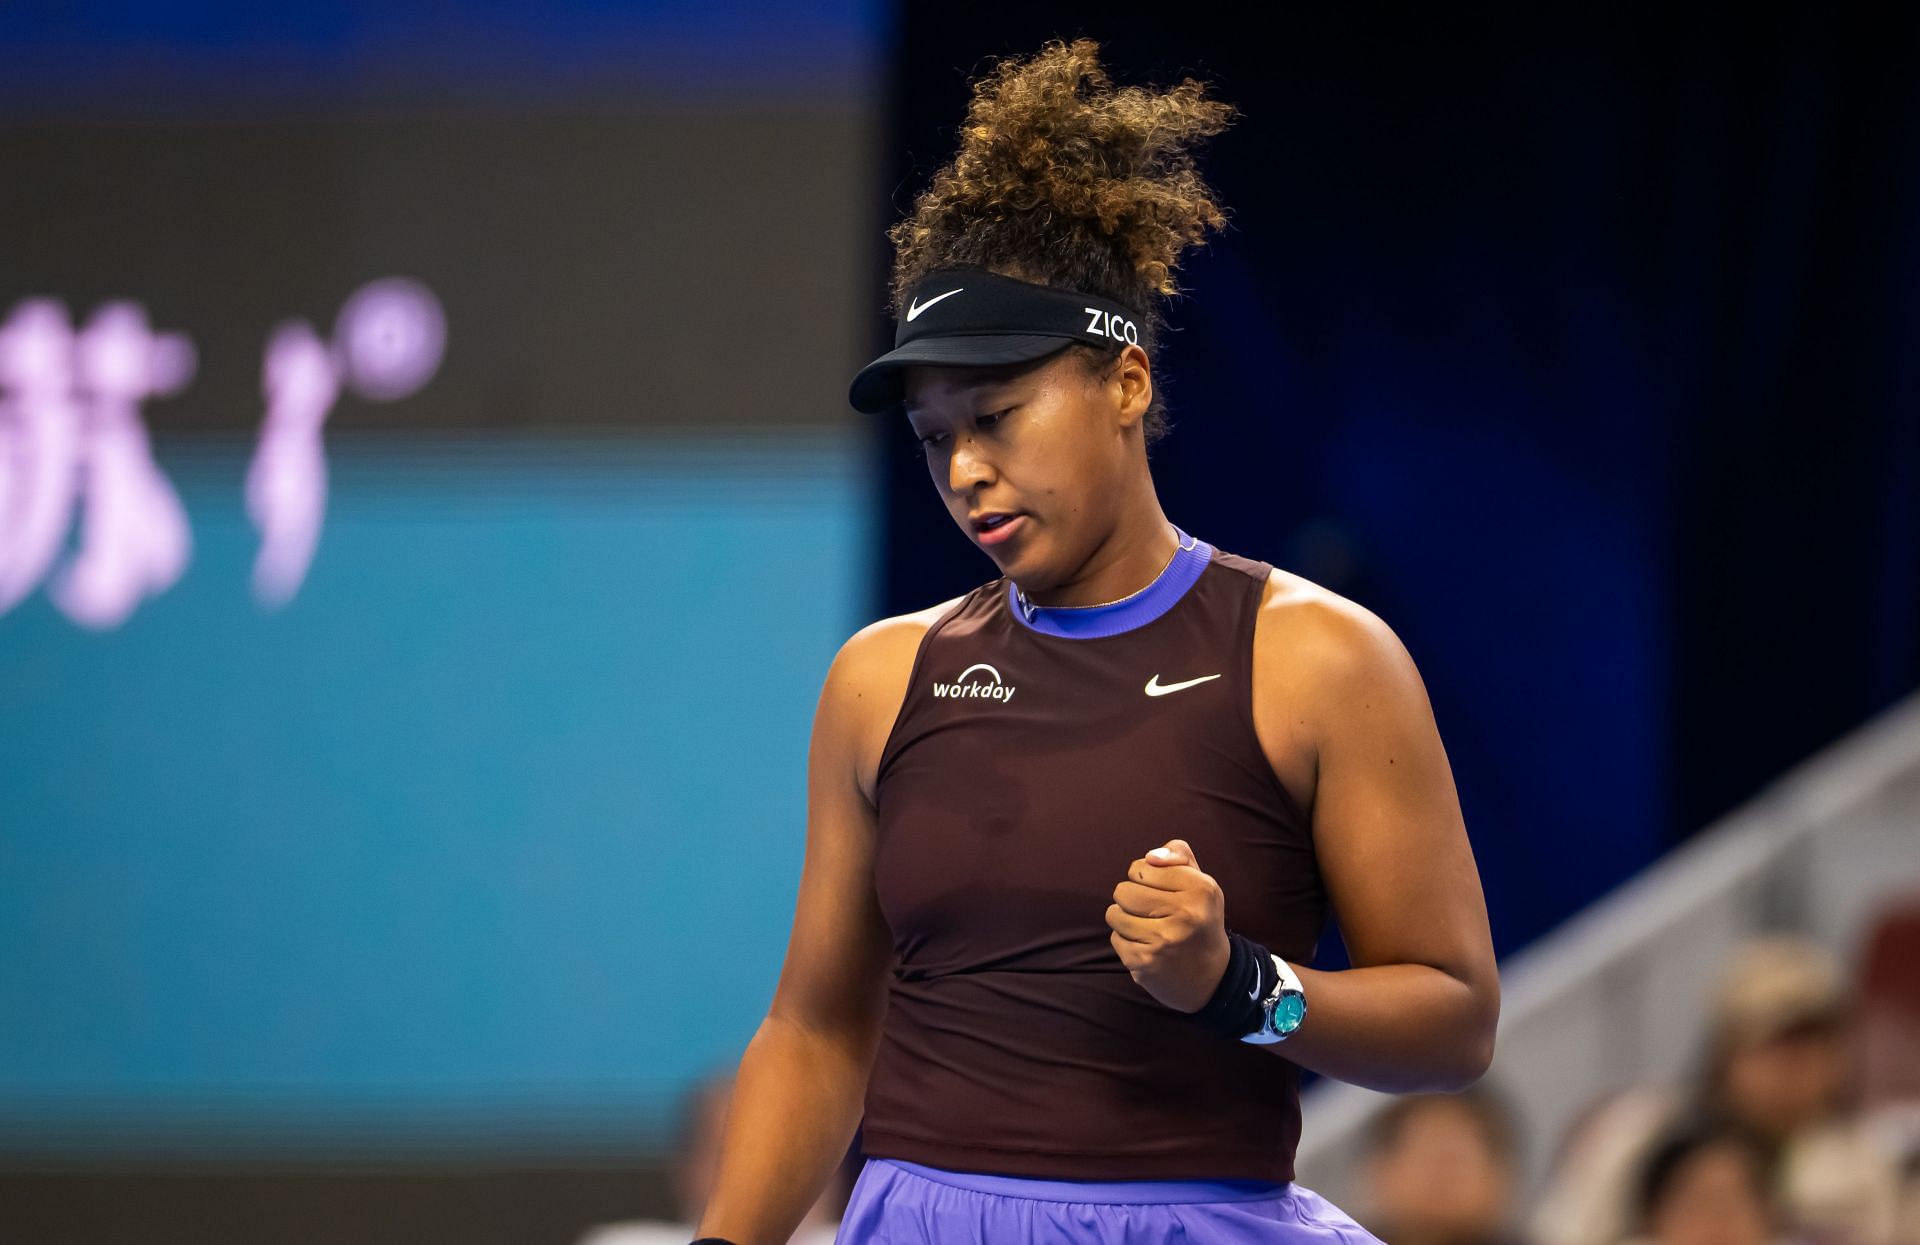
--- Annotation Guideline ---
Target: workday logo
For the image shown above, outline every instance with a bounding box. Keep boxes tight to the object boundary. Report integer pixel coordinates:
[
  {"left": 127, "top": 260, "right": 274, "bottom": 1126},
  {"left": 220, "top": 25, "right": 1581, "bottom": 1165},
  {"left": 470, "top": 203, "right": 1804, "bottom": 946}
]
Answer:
[{"left": 932, "top": 662, "right": 1017, "bottom": 703}]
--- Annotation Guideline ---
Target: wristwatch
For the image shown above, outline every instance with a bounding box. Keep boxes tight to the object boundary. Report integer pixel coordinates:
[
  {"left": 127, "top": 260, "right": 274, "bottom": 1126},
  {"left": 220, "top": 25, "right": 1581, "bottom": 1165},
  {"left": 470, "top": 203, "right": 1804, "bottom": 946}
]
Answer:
[{"left": 1239, "top": 953, "right": 1307, "bottom": 1044}]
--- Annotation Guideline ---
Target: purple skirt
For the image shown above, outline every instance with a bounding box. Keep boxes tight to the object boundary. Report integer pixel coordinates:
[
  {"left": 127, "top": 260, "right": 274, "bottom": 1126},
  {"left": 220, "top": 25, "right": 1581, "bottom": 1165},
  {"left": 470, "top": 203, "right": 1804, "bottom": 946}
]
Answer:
[{"left": 833, "top": 1157, "right": 1384, "bottom": 1244}]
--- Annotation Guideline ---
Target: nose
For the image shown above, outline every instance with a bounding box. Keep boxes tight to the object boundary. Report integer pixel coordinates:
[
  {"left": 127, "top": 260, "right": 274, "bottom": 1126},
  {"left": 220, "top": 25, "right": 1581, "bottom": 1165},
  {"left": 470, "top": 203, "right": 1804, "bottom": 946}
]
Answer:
[{"left": 947, "top": 432, "right": 994, "bottom": 495}]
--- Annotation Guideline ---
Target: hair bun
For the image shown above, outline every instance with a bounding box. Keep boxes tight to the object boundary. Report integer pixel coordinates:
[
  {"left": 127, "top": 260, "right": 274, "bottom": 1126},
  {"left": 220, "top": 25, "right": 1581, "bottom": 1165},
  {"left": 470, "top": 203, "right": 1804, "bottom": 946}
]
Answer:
[
  {"left": 891, "top": 38, "right": 1234, "bottom": 310},
  {"left": 886, "top": 39, "right": 1233, "bottom": 450}
]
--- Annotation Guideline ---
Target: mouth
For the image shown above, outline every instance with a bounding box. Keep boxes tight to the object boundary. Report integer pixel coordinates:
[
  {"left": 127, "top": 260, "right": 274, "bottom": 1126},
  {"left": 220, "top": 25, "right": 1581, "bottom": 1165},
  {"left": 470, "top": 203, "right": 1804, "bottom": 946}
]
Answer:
[{"left": 971, "top": 512, "right": 1027, "bottom": 547}]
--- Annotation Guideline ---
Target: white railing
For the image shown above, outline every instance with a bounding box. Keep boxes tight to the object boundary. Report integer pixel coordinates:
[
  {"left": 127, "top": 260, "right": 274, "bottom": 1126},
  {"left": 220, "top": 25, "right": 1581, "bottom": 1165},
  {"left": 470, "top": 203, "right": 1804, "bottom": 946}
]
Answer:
[{"left": 1294, "top": 689, "right": 1920, "bottom": 1208}]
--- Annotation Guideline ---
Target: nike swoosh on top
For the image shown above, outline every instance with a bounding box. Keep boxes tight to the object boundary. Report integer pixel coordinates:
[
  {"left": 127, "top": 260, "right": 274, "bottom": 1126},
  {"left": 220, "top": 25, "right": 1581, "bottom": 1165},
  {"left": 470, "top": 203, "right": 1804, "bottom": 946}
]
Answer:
[
  {"left": 906, "top": 288, "right": 963, "bottom": 320},
  {"left": 1144, "top": 673, "right": 1223, "bottom": 697}
]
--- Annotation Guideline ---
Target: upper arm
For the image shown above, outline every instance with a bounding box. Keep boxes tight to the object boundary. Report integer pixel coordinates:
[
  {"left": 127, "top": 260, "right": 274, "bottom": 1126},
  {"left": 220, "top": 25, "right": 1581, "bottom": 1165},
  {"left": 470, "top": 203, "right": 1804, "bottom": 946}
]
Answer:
[
  {"left": 1282, "top": 597, "right": 1497, "bottom": 1002},
  {"left": 765, "top": 621, "right": 912, "bottom": 1041}
]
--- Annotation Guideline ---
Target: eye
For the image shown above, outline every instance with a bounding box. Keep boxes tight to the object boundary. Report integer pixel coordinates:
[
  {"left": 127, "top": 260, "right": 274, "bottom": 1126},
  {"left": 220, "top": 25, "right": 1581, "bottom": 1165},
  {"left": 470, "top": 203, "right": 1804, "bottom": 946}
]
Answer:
[{"left": 913, "top": 408, "right": 1012, "bottom": 454}]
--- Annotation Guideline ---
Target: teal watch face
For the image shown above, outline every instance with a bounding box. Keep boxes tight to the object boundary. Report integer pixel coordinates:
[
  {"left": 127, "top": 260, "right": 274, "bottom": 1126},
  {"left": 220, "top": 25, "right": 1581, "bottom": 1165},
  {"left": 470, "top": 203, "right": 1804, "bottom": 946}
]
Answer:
[{"left": 1273, "top": 990, "right": 1306, "bottom": 1034}]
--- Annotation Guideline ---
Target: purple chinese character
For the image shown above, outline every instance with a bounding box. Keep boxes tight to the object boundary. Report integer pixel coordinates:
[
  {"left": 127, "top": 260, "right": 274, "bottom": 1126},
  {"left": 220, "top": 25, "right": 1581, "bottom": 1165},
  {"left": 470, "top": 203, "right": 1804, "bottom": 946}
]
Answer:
[
  {"left": 0, "top": 299, "right": 196, "bottom": 629},
  {"left": 247, "top": 277, "right": 445, "bottom": 608}
]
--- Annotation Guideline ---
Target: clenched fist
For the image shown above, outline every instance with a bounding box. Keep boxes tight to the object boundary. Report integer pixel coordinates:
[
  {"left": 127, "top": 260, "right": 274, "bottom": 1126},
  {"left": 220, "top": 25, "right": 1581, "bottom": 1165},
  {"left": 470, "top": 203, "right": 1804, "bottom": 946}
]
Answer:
[{"left": 1105, "top": 838, "right": 1232, "bottom": 1013}]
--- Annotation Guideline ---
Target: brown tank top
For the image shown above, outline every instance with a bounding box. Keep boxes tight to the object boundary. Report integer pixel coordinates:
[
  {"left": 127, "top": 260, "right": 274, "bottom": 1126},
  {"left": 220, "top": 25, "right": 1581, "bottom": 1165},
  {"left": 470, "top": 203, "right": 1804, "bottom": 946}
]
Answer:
[{"left": 862, "top": 534, "right": 1327, "bottom": 1182}]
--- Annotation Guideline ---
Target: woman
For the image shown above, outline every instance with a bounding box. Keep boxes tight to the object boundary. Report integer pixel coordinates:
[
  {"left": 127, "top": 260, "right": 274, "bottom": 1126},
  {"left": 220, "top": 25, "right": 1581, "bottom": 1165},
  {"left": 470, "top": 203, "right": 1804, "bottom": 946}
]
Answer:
[
  {"left": 694, "top": 38, "right": 1498, "bottom": 1245},
  {"left": 1530, "top": 936, "right": 1902, "bottom": 1245},
  {"left": 1621, "top": 1121, "right": 1782, "bottom": 1245}
]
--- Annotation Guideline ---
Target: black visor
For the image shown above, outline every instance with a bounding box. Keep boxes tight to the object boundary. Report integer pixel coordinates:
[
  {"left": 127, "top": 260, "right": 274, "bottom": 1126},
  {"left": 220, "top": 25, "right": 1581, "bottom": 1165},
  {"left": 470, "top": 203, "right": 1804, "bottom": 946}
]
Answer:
[{"left": 847, "top": 268, "right": 1146, "bottom": 414}]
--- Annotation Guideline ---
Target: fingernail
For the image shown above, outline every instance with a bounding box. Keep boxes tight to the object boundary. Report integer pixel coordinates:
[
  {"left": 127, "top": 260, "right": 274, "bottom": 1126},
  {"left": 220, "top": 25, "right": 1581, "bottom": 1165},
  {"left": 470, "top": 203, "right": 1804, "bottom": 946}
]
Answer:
[{"left": 1148, "top": 848, "right": 1172, "bottom": 860}]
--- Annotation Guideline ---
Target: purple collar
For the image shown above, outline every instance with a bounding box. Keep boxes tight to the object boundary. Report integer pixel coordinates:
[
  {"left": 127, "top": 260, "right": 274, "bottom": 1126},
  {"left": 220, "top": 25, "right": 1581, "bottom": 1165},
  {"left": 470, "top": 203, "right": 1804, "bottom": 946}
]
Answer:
[{"left": 1007, "top": 526, "right": 1213, "bottom": 639}]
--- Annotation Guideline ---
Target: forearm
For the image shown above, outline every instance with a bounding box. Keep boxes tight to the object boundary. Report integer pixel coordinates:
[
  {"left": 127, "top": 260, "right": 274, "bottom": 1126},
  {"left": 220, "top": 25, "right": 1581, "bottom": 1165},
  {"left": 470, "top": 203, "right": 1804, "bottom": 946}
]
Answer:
[
  {"left": 695, "top": 1010, "right": 879, "bottom": 1245},
  {"left": 1273, "top": 961, "right": 1496, "bottom": 1093}
]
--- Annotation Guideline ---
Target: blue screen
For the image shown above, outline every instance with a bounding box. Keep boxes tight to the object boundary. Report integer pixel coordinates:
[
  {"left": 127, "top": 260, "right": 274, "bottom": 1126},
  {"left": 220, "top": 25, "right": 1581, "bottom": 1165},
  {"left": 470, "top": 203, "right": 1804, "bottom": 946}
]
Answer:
[{"left": 0, "top": 431, "right": 876, "bottom": 1155}]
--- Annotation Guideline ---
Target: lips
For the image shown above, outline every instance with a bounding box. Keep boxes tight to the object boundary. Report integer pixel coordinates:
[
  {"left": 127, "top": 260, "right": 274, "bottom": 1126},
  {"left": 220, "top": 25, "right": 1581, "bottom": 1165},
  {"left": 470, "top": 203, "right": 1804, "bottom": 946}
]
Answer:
[{"left": 972, "top": 512, "right": 1028, "bottom": 547}]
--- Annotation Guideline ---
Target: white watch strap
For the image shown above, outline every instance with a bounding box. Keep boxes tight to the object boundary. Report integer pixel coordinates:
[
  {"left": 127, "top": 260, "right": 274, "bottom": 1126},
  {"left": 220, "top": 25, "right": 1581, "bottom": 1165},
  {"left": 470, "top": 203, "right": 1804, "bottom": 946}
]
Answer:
[{"left": 1269, "top": 953, "right": 1303, "bottom": 998}]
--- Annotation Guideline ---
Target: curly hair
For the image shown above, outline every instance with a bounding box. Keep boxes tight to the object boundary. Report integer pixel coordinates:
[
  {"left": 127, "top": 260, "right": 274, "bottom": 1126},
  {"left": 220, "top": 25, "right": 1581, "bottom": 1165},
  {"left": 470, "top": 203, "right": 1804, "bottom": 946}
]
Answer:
[{"left": 887, "top": 38, "right": 1235, "bottom": 450}]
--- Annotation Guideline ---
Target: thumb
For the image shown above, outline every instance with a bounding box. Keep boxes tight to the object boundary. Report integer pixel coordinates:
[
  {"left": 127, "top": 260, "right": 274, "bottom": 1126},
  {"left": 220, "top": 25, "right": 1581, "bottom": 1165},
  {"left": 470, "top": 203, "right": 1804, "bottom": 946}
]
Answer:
[{"left": 1147, "top": 838, "right": 1196, "bottom": 868}]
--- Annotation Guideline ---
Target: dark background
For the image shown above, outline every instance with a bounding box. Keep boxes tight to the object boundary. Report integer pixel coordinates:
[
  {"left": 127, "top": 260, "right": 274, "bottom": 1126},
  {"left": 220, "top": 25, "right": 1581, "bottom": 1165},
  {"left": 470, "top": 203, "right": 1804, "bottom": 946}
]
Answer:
[
  {"left": 0, "top": 106, "right": 871, "bottom": 432},
  {"left": 875, "top": 5, "right": 1920, "bottom": 965}
]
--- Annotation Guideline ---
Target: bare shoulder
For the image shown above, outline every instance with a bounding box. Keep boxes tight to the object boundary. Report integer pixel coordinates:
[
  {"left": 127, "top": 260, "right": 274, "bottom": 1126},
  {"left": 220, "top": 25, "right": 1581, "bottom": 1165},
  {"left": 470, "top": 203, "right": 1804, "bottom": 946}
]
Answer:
[
  {"left": 1248, "top": 565, "right": 1428, "bottom": 810},
  {"left": 829, "top": 590, "right": 974, "bottom": 804},
  {"left": 1252, "top": 565, "right": 1414, "bottom": 687}
]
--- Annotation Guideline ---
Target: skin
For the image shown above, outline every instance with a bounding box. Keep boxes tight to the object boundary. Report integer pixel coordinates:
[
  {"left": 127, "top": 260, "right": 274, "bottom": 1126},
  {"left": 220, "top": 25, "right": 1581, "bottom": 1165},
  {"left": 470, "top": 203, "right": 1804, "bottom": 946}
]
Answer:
[
  {"left": 1360, "top": 1098, "right": 1518, "bottom": 1245},
  {"left": 1714, "top": 1020, "right": 1848, "bottom": 1140},
  {"left": 1645, "top": 1143, "right": 1775, "bottom": 1245},
  {"left": 697, "top": 337, "right": 1500, "bottom": 1245},
  {"left": 675, "top": 1076, "right": 841, "bottom": 1229}
]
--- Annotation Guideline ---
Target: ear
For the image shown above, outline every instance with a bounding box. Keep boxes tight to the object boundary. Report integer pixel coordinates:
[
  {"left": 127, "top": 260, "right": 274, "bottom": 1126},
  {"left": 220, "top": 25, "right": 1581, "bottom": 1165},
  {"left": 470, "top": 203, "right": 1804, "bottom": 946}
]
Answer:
[{"left": 1113, "top": 343, "right": 1153, "bottom": 431}]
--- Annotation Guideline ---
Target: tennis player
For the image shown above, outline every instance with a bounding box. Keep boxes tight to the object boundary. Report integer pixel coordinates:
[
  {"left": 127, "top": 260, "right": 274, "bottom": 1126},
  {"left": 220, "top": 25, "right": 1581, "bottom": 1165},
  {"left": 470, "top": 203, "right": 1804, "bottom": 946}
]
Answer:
[{"left": 691, "top": 37, "right": 1499, "bottom": 1245}]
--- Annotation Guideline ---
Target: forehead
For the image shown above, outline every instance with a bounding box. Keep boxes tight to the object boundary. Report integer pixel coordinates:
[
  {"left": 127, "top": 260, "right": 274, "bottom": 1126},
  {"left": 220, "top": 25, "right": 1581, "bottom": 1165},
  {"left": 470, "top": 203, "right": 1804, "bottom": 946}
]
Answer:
[{"left": 900, "top": 356, "right": 1059, "bottom": 415}]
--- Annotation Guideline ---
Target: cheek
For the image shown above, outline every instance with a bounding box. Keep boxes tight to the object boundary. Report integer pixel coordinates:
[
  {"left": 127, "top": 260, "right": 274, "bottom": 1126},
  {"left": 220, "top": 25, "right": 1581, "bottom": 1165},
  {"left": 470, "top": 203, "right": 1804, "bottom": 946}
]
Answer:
[{"left": 1020, "top": 441, "right": 1094, "bottom": 511}]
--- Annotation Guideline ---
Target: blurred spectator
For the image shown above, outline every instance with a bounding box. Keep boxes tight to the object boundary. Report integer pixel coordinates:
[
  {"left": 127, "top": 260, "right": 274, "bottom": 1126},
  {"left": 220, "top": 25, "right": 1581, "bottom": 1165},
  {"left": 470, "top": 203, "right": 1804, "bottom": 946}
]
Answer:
[
  {"left": 1357, "top": 1085, "right": 1529, "bottom": 1245},
  {"left": 1852, "top": 892, "right": 1920, "bottom": 1245},
  {"left": 1529, "top": 936, "right": 1905, "bottom": 1245},
  {"left": 575, "top": 1070, "right": 850, "bottom": 1245},
  {"left": 1856, "top": 892, "right": 1920, "bottom": 1108},
  {"left": 1619, "top": 1120, "right": 1780, "bottom": 1245}
]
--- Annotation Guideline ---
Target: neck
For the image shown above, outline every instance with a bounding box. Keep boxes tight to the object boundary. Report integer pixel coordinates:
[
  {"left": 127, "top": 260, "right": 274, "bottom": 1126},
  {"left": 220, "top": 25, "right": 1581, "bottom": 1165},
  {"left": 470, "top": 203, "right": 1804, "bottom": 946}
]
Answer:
[{"left": 1017, "top": 505, "right": 1179, "bottom": 609}]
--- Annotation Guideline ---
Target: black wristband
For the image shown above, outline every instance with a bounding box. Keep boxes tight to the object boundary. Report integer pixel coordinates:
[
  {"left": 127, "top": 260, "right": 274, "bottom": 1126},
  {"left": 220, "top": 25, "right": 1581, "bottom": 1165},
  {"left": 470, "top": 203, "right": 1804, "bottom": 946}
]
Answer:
[
  {"left": 688, "top": 1239, "right": 741, "bottom": 1244},
  {"left": 1188, "top": 931, "right": 1276, "bottom": 1040}
]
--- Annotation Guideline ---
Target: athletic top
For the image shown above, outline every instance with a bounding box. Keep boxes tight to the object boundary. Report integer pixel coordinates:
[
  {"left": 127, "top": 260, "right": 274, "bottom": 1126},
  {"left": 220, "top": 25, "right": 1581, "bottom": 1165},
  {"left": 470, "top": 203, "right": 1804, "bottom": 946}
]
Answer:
[{"left": 862, "top": 526, "right": 1327, "bottom": 1182}]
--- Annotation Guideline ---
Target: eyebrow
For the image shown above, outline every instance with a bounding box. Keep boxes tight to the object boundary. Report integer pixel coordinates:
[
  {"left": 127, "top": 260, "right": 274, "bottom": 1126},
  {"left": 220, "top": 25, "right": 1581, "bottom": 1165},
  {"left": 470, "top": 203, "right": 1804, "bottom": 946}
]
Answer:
[{"left": 902, "top": 377, "right": 1025, "bottom": 417}]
